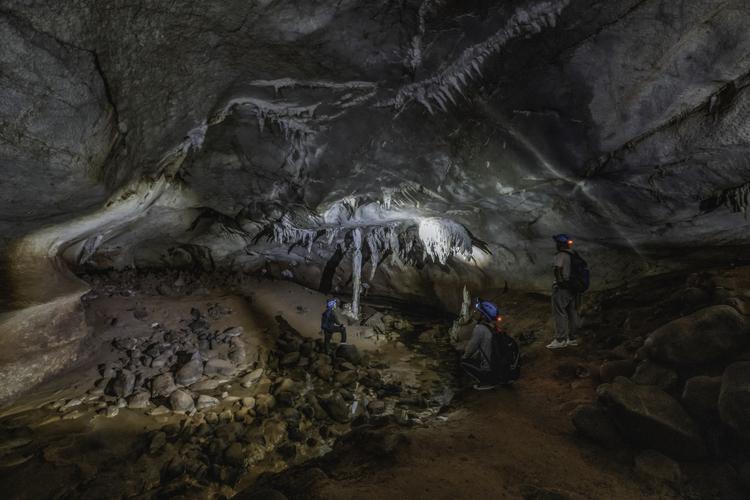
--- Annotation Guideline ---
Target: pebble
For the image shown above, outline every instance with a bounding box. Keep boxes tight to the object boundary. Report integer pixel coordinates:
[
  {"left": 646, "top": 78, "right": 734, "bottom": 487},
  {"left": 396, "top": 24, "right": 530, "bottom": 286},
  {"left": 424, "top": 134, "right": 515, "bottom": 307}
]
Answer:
[
  {"left": 241, "top": 397, "right": 256, "bottom": 409},
  {"left": 196, "top": 395, "right": 219, "bottom": 410},
  {"left": 241, "top": 368, "right": 264, "bottom": 388},
  {"left": 59, "top": 398, "right": 83, "bottom": 412},
  {"left": 190, "top": 379, "right": 224, "bottom": 392},
  {"left": 62, "top": 410, "right": 85, "bottom": 420},
  {"left": 149, "top": 405, "right": 171, "bottom": 416},
  {"left": 170, "top": 390, "right": 195, "bottom": 413}
]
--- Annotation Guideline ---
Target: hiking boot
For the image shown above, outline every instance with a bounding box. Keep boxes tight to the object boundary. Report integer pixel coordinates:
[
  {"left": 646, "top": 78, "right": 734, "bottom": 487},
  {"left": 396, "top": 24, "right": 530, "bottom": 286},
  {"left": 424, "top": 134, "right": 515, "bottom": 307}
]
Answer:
[
  {"left": 546, "top": 339, "right": 567, "bottom": 350},
  {"left": 473, "top": 384, "right": 497, "bottom": 391},
  {"left": 565, "top": 338, "right": 579, "bottom": 347}
]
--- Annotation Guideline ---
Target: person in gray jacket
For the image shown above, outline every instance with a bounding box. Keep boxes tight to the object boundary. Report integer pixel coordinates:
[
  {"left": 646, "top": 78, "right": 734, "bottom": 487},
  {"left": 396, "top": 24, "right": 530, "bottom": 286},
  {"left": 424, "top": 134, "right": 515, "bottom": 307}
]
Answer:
[
  {"left": 547, "top": 234, "right": 580, "bottom": 349},
  {"left": 461, "top": 299, "right": 501, "bottom": 390}
]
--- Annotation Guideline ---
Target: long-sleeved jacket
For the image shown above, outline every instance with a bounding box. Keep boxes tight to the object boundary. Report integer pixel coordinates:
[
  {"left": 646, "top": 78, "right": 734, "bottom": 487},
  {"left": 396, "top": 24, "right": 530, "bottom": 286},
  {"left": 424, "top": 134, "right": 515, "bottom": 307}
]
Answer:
[{"left": 462, "top": 322, "right": 494, "bottom": 370}]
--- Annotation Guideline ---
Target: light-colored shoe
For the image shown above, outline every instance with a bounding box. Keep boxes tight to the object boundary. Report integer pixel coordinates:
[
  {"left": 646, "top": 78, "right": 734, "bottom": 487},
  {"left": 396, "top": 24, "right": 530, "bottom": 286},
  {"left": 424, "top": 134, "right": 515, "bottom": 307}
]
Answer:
[
  {"left": 473, "top": 384, "right": 497, "bottom": 391},
  {"left": 546, "top": 339, "right": 567, "bottom": 350},
  {"left": 566, "top": 338, "right": 579, "bottom": 347}
]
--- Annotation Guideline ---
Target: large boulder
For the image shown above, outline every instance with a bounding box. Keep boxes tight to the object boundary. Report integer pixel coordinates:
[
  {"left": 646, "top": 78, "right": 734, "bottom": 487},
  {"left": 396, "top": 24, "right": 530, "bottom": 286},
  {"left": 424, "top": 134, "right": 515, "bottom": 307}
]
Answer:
[
  {"left": 631, "top": 361, "right": 679, "bottom": 392},
  {"left": 681, "top": 376, "right": 721, "bottom": 421},
  {"left": 719, "top": 362, "right": 750, "bottom": 439},
  {"left": 571, "top": 404, "right": 624, "bottom": 450},
  {"left": 598, "top": 378, "right": 706, "bottom": 460},
  {"left": 643, "top": 306, "right": 750, "bottom": 366}
]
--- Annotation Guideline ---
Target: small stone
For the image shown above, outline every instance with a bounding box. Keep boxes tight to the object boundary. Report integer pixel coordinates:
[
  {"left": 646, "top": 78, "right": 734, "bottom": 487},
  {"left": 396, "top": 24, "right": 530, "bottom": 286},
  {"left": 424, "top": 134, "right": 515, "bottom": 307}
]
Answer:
[
  {"left": 224, "top": 442, "right": 246, "bottom": 467},
  {"left": 367, "top": 400, "right": 386, "bottom": 415},
  {"left": 335, "top": 370, "right": 358, "bottom": 386},
  {"left": 128, "top": 391, "right": 151, "bottom": 409},
  {"left": 262, "top": 419, "right": 288, "bottom": 448},
  {"left": 62, "top": 410, "right": 85, "bottom": 420},
  {"left": 105, "top": 406, "right": 119, "bottom": 418},
  {"left": 195, "top": 395, "right": 219, "bottom": 410},
  {"left": 223, "top": 326, "right": 244, "bottom": 337},
  {"left": 204, "top": 359, "right": 236, "bottom": 377},
  {"left": 170, "top": 390, "right": 195, "bottom": 413},
  {"left": 255, "top": 394, "right": 276, "bottom": 416},
  {"left": 320, "top": 393, "right": 350, "bottom": 423},
  {"left": 175, "top": 359, "right": 204, "bottom": 386},
  {"left": 242, "top": 397, "right": 256, "bottom": 409},
  {"left": 151, "top": 373, "right": 177, "bottom": 398},
  {"left": 280, "top": 352, "right": 301, "bottom": 367},
  {"left": 336, "top": 344, "right": 361, "bottom": 365},
  {"left": 241, "top": 368, "right": 264, "bottom": 388},
  {"left": 59, "top": 398, "right": 83, "bottom": 412},
  {"left": 149, "top": 405, "right": 171, "bottom": 416},
  {"left": 117, "top": 398, "right": 128, "bottom": 408},
  {"left": 110, "top": 370, "right": 136, "bottom": 398}
]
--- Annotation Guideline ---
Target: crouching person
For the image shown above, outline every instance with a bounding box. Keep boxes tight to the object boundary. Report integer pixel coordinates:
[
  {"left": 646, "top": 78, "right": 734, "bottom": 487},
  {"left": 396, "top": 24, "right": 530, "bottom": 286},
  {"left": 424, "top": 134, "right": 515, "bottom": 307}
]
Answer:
[
  {"left": 321, "top": 298, "right": 347, "bottom": 354},
  {"left": 461, "top": 298, "right": 520, "bottom": 390}
]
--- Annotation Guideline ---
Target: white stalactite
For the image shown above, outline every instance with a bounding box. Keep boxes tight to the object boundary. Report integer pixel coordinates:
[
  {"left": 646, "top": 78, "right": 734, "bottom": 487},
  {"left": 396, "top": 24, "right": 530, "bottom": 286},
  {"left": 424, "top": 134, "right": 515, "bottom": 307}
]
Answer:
[
  {"left": 418, "top": 218, "right": 473, "bottom": 264},
  {"left": 350, "top": 228, "right": 363, "bottom": 319},
  {"left": 385, "top": 0, "right": 570, "bottom": 113}
]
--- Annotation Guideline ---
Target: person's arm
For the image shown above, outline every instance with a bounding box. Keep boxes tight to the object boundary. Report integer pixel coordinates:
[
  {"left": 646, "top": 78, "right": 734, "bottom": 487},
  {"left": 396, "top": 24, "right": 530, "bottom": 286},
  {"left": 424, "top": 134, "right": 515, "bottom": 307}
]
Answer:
[
  {"left": 333, "top": 309, "right": 346, "bottom": 326},
  {"left": 462, "top": 326, "right": 482, "bottom": 360}
]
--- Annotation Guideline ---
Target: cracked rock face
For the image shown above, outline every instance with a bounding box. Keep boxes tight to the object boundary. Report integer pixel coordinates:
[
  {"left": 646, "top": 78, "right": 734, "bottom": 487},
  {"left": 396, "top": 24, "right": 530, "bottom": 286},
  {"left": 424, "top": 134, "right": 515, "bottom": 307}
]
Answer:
[{"left": 2, "top": 0, "right": 750, "bottom": 396}]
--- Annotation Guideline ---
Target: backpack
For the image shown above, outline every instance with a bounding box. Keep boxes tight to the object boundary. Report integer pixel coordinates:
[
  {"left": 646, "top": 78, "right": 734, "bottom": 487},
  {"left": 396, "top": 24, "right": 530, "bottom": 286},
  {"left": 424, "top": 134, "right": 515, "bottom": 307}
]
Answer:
[
  {"left": 489, "top": 333, "right": 521, "bottom": 384},
  {"left": 321, "top": 309, "right": 335, "bottom": 331},
  {"left": 564, "top": 250, "right": 590, "bottom": 293}
]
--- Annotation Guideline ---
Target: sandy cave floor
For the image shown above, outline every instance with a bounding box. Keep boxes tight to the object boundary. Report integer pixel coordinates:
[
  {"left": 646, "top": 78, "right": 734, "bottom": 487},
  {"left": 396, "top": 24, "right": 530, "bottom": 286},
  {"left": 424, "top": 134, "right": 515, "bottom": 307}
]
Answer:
[{"left": 0, "top": 274, "right": 708, "bottom": 499}]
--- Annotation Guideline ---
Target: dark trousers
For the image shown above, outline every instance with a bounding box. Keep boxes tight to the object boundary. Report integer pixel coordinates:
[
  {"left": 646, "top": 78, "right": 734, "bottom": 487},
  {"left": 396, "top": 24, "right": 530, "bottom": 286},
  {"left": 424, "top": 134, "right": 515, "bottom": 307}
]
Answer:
[
  {"left": 323, "top": 325, "right": 347, "bottom": 351},
  {"left": 461, "top": 359, "right": 496, "bottom": 386}
]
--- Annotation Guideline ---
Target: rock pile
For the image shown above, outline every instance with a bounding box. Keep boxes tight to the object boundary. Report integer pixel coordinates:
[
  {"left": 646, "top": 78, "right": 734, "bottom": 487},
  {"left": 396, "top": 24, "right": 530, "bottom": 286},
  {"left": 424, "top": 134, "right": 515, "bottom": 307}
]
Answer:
[{"left": 572, "top": 274, "right": 750, "bottom": 492}]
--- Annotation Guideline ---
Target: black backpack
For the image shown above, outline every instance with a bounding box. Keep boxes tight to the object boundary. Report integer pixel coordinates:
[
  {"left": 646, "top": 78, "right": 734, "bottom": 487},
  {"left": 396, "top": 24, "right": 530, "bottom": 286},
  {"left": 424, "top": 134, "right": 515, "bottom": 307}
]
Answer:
[
  {"left": 564, "top": 250, "right": 590, "bottom": 293},
  {"left": 490, "top": 333, "right": 520, "bottom": 384},
  {"left": 321, "top": 309, "right": 335, "bottom": 331}
]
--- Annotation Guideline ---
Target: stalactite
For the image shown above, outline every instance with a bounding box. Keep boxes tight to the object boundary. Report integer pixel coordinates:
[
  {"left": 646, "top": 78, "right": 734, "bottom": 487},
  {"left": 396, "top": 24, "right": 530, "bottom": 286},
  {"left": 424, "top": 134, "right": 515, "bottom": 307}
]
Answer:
[
  {"left": 418, "top": 218, "right": 473, "bottom": 264},
  {"left": 350, "top": 228, "right": 363, "bottom": 319},
  {"left": 384, "top": 0, "right": 569, "bottom": 113}
]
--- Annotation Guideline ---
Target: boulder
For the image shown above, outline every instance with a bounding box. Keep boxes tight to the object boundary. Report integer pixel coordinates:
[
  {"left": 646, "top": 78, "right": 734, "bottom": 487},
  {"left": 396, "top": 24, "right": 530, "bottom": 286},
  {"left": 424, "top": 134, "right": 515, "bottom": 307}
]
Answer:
[
  {"left": 190, "top": 379, "right": 224, "bottom": 392},
  {"left": 571, "top": 404, "right": 624, "bottom": 449},
  {"left": 224, "top": 442, "right": 246, "bottom": 467},
  {"left": 204, "top": 358, "right": 236, "bottom": 377},
  {"left": 128, "top": 391, "right": 151, "bottom": 409},
  {"left": 336, "top": 344, "right": 362, "bottom": 365},
  {"left": 175, "top": 359, "right": 204, "bottom": 386},
  {"left": 598, "top": 378, "right": 706, "bottom": 459},
  {"left": 599, "top": 360, "right": 635, "bottom": 383},
  {"left": 643, "top": 305, "right": 750, "bottom": 366},
  {"left": 262, "top": 419, "right": 288, "bottom": 448},
  {"left": 110, "top": 370, "right": 136, "bottom": 398},
  {"left": 719, "top": 362, "right": 750, "bottom": 439},
  {"left": 169, "top": 390, "right": 195, "bottom": 413},
  {"left": 681, "top": 376, "right": 721, "bottom": 421},
  {"left": 320, "top": 393, "right": 351, "bottom": 423},
  {"left": 151, "top": 373, "right": 177, "bottom": 398},
  {"left": 634, "top": 450, "right": 682, "bottom": 484},
  {"left": 196, "top": 395, "right": 220, "bottom": 411},
  {"left": 631, "top": 361, "right": 679, "bottom": 392},
  {"left": 334, "top": 370, "right": 358, "bottom": 386}
]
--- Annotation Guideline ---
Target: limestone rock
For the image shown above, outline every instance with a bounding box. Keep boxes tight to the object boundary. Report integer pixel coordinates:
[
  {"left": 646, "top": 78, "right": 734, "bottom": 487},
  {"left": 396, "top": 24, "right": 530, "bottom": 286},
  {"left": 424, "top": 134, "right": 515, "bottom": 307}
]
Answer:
[
  {"left": 110, "top": 370, "right": 136, "bottom": 398},
  {"left": 204, "top": 358, "right": 236, "bottom": 377},
  {"left": 336, "top": 344, "right": 361, "bottom": 365},
  {"left": 151, "top": 373, "right": 177, "bottom": 398},
  {"left": 571, "top": 404, "right": 624, "bottom": 450},
  {"left": 634, "top": 450, "right": 682, "bottom": 484},
  {"left": 196, "top": 394, "right": 220, "bottom": 410},
  {"left": 598, "top": 377, "right": 705, "bottom": 459},
  {"left": 681, "top": 376, "right": 721, "bottom": 421},
  {"left": 631, "top": 361, "right": 679, "bottom": 392},
  {"left": 128, "top": 391, "right": 151, "bottom": 409},
  {"left": 175, "top": 359, "right": 204, "bottom": 386},
  {"left": 320, "top": 393, "right": 351, "bottom": 423},
  {"left": 169, "top": 390, "right": 195, "bottom": 413},
  {"left": 643, "top": 306, "right": 750, "bottom": 366},
  {"left": 719, "top": 362, "right": 750, "bottom": 439},
  {"left": 599, "top": 360, "right": 635, "bottom": 383}
]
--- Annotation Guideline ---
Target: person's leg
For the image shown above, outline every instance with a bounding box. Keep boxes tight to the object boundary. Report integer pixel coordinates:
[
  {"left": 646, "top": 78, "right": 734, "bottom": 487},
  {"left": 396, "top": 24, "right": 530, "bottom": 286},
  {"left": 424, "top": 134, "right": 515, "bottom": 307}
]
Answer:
[
  {"left": 550, "top": 288, "right": 569, "bottom": 346},
  {"left": 566, "top": 291, "right": 580, "bottom": 341},
  {"left": 461, "top": 361, "right": 495, "bottom": 387},
  {"left": 323, "top": 331, "right": 332, "bottom": 353},
  {"left": 337, "top": 325, "right": 347, "bottom": 344}
]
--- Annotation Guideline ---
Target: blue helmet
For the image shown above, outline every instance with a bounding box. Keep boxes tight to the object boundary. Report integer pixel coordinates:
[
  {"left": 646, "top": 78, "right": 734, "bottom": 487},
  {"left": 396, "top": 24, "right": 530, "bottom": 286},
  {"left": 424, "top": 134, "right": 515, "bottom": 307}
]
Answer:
[
  {"left": 326, "top": 298, "right": 338, "bottom": 310},
  {"left": 553, "top": 234, "right": 572, "bottom": 245},
  {"left": 473, "top": 298, "right": 499, "bottom": 322}
]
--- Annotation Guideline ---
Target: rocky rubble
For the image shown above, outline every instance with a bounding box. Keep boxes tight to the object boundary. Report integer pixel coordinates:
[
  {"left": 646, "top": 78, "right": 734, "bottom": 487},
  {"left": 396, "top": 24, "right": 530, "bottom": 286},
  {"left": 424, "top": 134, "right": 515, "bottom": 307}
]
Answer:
[{"left": 572, "top": 271, "right": 750, "bottom": 495}]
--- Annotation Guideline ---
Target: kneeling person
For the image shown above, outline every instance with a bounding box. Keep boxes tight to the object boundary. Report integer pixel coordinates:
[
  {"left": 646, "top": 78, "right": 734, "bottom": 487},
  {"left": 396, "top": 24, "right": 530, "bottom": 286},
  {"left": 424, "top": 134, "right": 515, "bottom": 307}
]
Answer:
[{"left": 461, "top": 298, "right": 520, "bottom": 390}]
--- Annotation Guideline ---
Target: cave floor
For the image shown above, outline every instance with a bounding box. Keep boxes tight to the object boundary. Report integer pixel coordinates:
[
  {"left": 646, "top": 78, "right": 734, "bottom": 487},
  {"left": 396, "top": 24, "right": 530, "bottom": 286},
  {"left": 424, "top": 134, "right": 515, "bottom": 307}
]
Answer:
[{"left": 2, "top": 272, "right": 734, "bottom": 499}]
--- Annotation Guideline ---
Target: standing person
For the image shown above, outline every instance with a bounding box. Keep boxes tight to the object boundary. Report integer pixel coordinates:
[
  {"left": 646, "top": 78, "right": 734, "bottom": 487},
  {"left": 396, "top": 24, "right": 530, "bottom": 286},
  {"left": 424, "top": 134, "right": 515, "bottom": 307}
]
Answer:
[
  {"left": 461, "top": 298, "right": 520, "bottom": 390},
  {"left": 321, "top": 298, "right": 347, "bottom": 354},
  {"left": 547, "top": 234, "right": 588, "bottom": 349}
]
